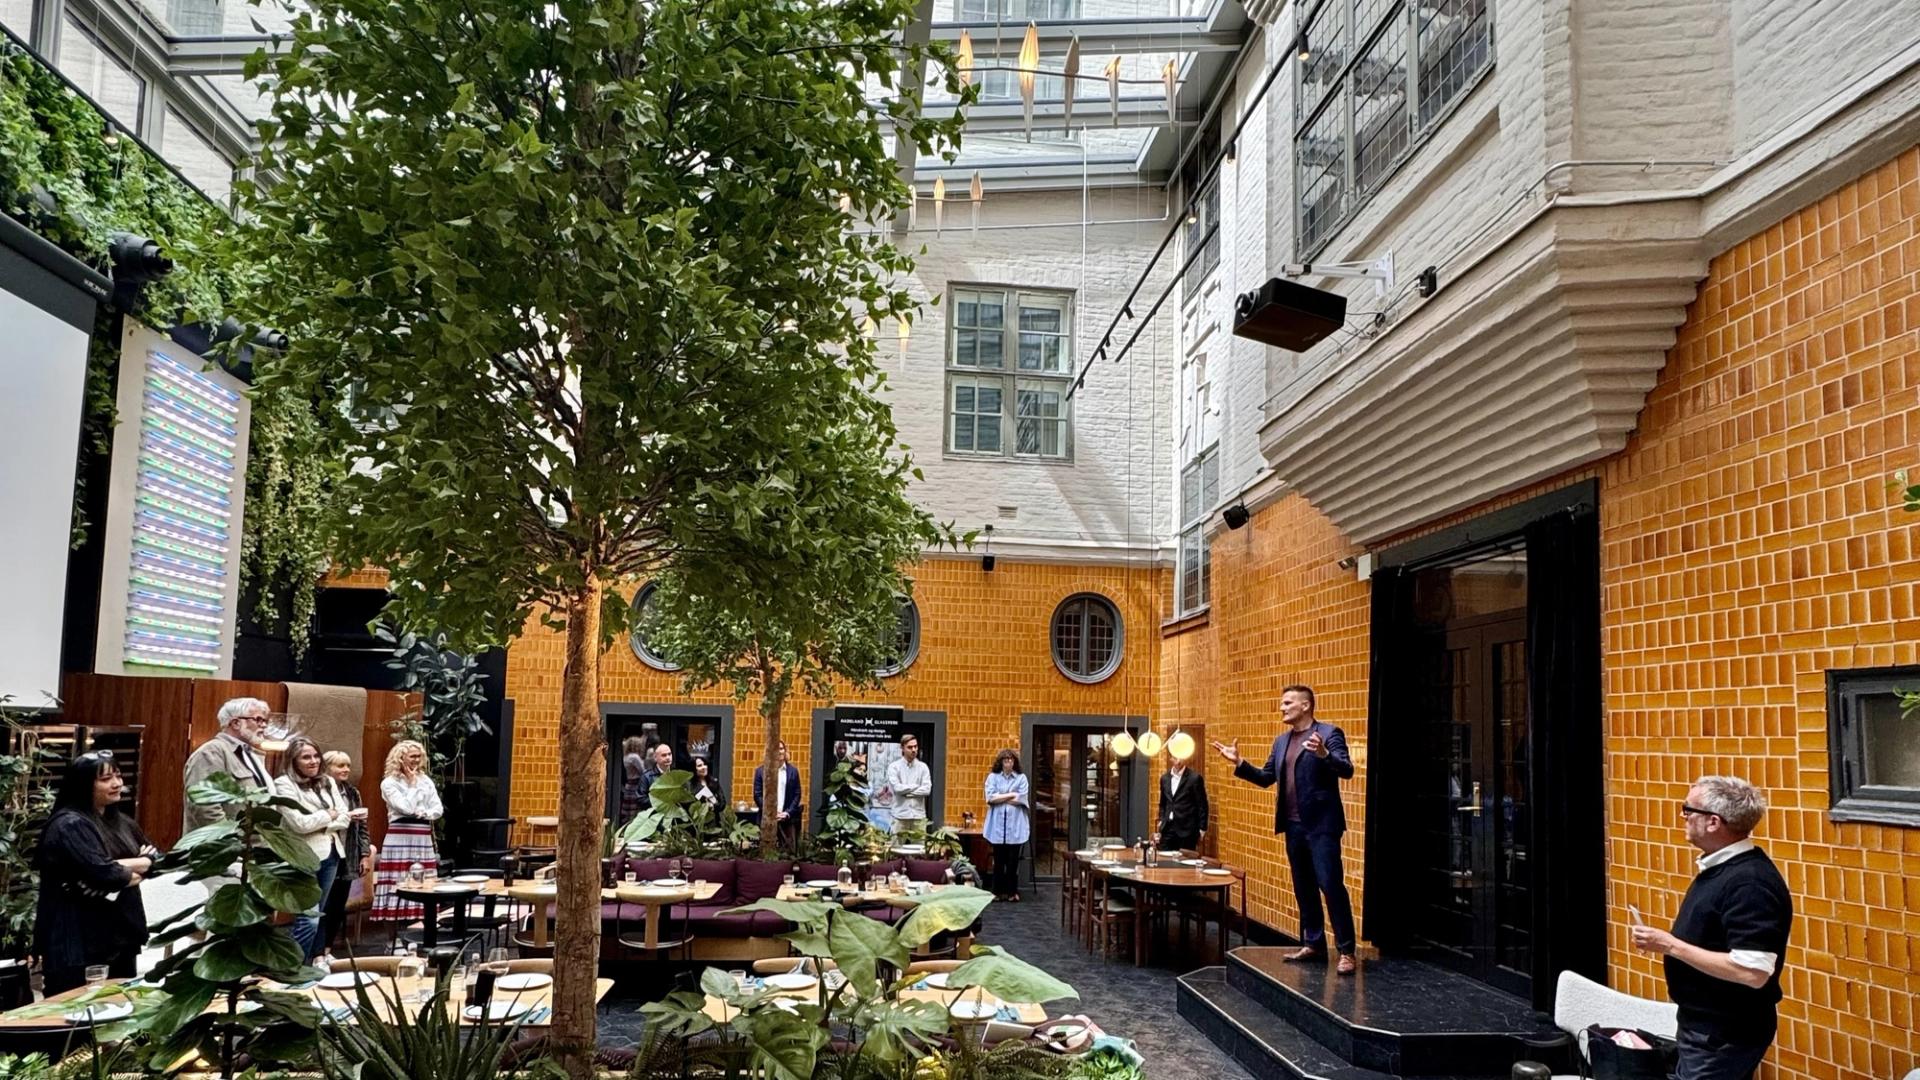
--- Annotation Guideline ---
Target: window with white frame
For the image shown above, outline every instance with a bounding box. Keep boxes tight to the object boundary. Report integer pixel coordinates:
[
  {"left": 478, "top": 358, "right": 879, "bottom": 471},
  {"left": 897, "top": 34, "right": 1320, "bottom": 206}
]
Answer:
[
  {"left": 955, "top": 0, "right": 1081, "bottom": 22},
  {"left": 161, "top": 108, "right": 234, "bottom": 204},
  {"left": 946, "top": 286, "right": 1073, "bottom": 461},
  {"left": 1180, "top": 119, "right": 1222, "bottom": 299},
  {"left": 1294, "top": 0, "right": 1493, "bottom": 255},
  {"left": 1177, "top": 447, "right": 1219, "bottom": 616}
]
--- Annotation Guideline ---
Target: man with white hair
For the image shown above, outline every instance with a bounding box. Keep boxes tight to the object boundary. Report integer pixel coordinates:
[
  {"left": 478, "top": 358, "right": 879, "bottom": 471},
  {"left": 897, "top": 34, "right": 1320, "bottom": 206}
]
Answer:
[
  {"left": 1630, "top": 775, "right": 1793, "bottom": 1080},
  {"left": 181, "top": 697, "right": 273, "bottom": 833}
]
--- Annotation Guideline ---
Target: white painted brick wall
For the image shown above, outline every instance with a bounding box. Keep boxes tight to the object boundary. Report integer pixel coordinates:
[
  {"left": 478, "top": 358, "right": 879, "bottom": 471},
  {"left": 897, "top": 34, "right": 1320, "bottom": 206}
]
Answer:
[
  {"left": 883, "top": 188, "right": 1178, "bottom": 547},
  {"left": 1731, "top": 0, "right": 1915, "bottom": 155}
]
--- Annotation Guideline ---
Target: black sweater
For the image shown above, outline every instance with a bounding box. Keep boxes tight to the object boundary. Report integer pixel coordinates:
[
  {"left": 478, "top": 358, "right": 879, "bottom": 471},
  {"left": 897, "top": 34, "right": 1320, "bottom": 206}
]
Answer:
[{"left": 1665, "top": 846, "right": 1793, "bottom": 1045}]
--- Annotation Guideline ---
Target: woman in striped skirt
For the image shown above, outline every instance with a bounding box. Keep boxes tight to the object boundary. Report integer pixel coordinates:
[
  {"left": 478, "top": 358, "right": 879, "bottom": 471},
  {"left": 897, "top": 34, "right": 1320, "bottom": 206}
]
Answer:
[{"left": 371, "top": 739, "right": 443, "bottom": 922}]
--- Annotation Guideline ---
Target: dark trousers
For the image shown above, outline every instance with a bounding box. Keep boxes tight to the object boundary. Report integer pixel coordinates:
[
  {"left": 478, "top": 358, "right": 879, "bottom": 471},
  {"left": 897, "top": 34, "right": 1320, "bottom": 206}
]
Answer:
[
  {"left": 322, "top": 867, "right": 358, "bottom": 951},
  {"left": 1673, "top": 1023, "right": 1772, "bottom": 1080},
  {"left": 991, "top": 843, "right": 1023, "bottom": 896},
  {"left": 1283, "top": 822, "right": 1355, "bottom": 955},
  {"left": 43, "top": 952, "right": 136, "bottom": 996}
]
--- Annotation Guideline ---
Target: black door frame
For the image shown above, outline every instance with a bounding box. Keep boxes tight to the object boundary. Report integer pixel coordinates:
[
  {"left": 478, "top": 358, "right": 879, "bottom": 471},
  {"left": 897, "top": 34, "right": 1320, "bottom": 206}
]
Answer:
[
  {"left": 1020, "top": 713, "right": 1152, "bottom": 883},
  {"left": 1362, "top": 479, "right": 1606, "bottom": 1011},
  {"left": 600, "top": 702, "right": 735, "bottom": 821}
]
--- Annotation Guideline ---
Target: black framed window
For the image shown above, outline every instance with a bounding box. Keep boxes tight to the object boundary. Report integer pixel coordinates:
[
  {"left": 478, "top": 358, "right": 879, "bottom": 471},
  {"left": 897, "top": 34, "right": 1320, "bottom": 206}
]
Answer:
[
  {"left": 1051, "top": 593, "right": 1122, "bottom": 684},
  {"left": 627, "top": 582, "right": 681, "bottom": 672},
  {"left": 875, "top": 595, "right": 920, "bottom": 678},
  {"left": 1826, "top": 666, "right": 1920, "bottom": 827}
]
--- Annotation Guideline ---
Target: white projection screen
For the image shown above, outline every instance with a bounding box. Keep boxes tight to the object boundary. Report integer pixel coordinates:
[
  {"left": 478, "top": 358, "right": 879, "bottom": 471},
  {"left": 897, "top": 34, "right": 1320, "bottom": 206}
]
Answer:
[{"left": 0, "top": 269, "right": 92, "bottom": 709}]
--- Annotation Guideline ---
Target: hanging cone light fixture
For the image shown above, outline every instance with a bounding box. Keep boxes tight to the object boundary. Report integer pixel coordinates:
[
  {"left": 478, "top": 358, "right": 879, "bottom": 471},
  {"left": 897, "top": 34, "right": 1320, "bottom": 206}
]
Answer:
[
  {"left": 1106, "top": 56, "right": 1121, "bottom": 126},
  {"left": 933, "top": 176, "right": 945, "bottom": 236},
  {"left": 969, "top": 171, "right": 983, "bottom": 234},
  {"left": 1061, "top": 36, "right": 1080, "bottom": 131},
  {"left": 1018, "top": 21, "right": 1040, "bottom": 141},
  {"left": 839, "top": 192, "right": 852, "bottom": 216},
  {"left": 1163, "top": 58, "right": 1177, "bottom": 122},
  {"left": 861, "top": 315, "right": 879, "bottom": 339},
  {"left": 897, "top": 317, "right": 911, "bottom": 362},
  {"left": 957, "top": 30, "right": 974, "bottom": 91}
]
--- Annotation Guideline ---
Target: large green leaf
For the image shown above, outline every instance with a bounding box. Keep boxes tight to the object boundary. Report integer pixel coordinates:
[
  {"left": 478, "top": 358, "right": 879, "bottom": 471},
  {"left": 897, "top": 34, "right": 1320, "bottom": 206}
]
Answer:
[
  {"left": 258, "top": 823, "right": 322, "bottom": 872},
  {"left": 206, "top": 882, "right": 270, "bottom": 928},
  {"left": 827, "top": 905, "right": 907, "bottom": 994},
  {"left": 947, "top": 945, "right": 1079, "bottom": 1004},
  {"left": 639, "top": 989, "right": 716, "bottom": 1039},
  {"left": 894, "top": 886, "right": 993, "bottom": 950},
  {"left": 721, "top": 897, "right": 834, "bottom": 924},
  {"left": 173, "top": 818, "right": 241, "bottom": 852},
  {"left": 252, "top": 861, "right": 324, "bottom": 913},
  {"left": 736, "top": 1004, "right": 829, "bottom": 1080},
  {"left": 850, "top": 997, "right": 947, "bottom": 1064},
  {"left": 186, "top": 775, "right": 249, "bottom": 805},
  {"left": 138, "top": 974, "right": 218, "bottom": 1036},
  {"left": 193, "top": 938, "right": 264, "bottom": 982},
  {"left": 233, "top": 923, "right": 305, "bottom": 973}
]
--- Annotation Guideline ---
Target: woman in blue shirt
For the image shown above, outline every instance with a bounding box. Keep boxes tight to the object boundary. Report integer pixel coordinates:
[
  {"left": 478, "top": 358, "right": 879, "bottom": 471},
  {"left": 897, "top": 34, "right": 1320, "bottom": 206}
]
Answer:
[{"left": 983, "top": 749, "right": 1030, "bottom": 901}]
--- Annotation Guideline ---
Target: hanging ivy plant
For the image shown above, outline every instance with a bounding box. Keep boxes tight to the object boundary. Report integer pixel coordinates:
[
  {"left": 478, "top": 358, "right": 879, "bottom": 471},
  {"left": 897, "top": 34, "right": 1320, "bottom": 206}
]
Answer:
[{"left": 0, "top": 39, "right": 334, "bottom": 659}]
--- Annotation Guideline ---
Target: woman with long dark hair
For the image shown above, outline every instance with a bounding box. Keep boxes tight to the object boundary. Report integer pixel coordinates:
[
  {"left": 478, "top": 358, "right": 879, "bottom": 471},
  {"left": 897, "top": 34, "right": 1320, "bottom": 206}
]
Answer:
[
  {"left": 983, "top": 748, "right": 1030, "bottom": 902},
  {"left": 689, "top": 755, "right": 723, "bottom": 808},
  {"left": 34, "top": 752, "right": 158, "bottom": 993},
  {"left": 275, "top": 737, "right": 349, "bottom": 961}
]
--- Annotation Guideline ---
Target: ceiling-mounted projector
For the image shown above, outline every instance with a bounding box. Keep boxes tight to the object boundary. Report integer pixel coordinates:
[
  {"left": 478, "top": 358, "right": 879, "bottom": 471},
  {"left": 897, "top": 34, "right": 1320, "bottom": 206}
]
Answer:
[{"left": 1232, "top": 277, "right": 1346, "bottom": 352}]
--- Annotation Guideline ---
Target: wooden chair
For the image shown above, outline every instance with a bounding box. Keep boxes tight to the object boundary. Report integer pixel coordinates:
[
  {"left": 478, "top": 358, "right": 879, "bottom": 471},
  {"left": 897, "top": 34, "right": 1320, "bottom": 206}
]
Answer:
[
  {"left": 517, "top": 816, "right": 559, "bottom": 866},
  {"left": 612, "top": 887, "right": 695, "bottom": 962},
  {"left": 1173, "top": 865, "right": 1247, "bottom": 960},
  {"left": 1086, "top": 873, "right": 1134, "bottom": 960},
  {"left": 903, "top": 959, "right": 964, "bottom": 978},
  {"left": 1060, "top": 856, "right": 1087, "bottom": 941}
]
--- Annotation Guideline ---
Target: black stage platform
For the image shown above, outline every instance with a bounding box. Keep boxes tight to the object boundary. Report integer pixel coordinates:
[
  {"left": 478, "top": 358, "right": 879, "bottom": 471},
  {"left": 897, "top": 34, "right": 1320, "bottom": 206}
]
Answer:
[{"left": 1178, "top": 948, "right": 1570, "bottom": 1079}]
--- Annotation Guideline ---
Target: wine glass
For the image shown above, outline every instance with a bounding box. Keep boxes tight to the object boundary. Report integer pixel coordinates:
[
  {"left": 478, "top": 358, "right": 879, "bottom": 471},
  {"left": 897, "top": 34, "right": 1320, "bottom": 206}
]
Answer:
[{"left": 485, "top": 947, "right": 511, "bottom": 976}]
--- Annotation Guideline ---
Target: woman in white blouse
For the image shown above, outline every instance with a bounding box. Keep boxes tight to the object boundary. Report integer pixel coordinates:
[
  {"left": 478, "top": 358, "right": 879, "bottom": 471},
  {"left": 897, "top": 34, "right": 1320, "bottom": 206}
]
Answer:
[
  {"left": 370, "top": 739, "right": 443, "bottom": 922},
  {"left": 275, "top": 736, "right": 351, "bottom": 960}
]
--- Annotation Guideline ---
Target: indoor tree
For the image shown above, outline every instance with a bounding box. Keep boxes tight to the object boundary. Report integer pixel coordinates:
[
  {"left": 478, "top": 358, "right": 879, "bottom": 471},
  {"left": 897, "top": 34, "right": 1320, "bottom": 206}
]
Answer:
[{"left": 224, "top": 0, "right": 964, "bottom": 1069}]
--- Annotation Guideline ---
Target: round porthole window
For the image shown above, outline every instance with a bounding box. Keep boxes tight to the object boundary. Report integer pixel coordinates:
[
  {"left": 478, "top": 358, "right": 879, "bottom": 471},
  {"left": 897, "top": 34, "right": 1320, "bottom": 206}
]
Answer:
[
  {"left": 874, "top": 594, "right": 921, "bottom": 677},
  {"left": 1051, "top": 593, "right": 1122, "bottom": 684},
  {"left": 627, "top": 582, "right": 681, "bottom": 672}
]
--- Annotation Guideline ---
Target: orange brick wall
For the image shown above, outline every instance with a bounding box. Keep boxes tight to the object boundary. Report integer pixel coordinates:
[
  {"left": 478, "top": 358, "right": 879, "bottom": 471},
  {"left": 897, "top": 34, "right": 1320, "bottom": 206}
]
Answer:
[
  {"left": 1597, "top": 147, "right": 1920, "bottom": 1080},
  {"left": 503, "top": 557, "right": 1166, "bottom": 836}
]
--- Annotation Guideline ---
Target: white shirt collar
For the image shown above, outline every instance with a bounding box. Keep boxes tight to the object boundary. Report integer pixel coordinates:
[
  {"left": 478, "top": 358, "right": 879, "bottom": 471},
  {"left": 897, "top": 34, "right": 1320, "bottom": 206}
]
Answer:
[{"left": 1697, "top": 837, "right": 1756, "bottom": 871}]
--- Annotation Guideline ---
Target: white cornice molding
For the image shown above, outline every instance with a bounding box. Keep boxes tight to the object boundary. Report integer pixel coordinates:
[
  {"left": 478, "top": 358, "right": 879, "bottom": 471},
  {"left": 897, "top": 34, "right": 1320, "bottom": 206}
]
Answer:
[
  {"left": 920, "top": 535, "right": 1173, "bottom": 569},
  {"left": 1258, "top": 202, "right": 1708, "bottom": 544}
]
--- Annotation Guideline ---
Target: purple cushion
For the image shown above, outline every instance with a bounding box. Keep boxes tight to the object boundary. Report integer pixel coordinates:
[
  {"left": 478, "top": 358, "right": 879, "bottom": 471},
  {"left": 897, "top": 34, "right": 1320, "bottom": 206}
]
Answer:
[
  {"left": 905, "top": 858, "right": 949, "bottom": 884},
  {"left": 686, "top": 905, "right": 789, "bottom": 937},
  {"left": 626, "top": 858, "right": 672, "bottom": 882},
  {"left": 796, "top": 863, "right": 840, "bottom": 884},
  {"left": 869, "top": 859, "right": 905, "bottom": 879},
  {"left": 689, "top": 860, "right": 737, "bottom": 903},
  {"left": 601, "top": 901, "right": 650, "bottom": 923},
  {"left": 735, "top": 860, "right": 791, "bottom": 903}
]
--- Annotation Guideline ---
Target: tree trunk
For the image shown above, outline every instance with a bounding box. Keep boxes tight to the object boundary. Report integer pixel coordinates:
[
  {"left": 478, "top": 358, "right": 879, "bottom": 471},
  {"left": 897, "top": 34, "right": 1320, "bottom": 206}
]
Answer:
[{"left": 550, "top": 578, "right": 605, "bottom": 1079}]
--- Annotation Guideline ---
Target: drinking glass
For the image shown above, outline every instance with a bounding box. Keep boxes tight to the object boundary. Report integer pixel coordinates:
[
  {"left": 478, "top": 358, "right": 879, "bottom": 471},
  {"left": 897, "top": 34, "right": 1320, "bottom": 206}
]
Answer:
[
  {"left": 623, "top": 869, "right": 638, "bottom": 884},
  {"left": 84, "top": 965, "right": 109, "bottom": 989},
  {"left": 728, "top": 969, "right": 748, "bottom": 992},
  {"left": 782, "top": 873, "right": 796, "bottom": 892},
  {"left": 486, "top": 947, "right": 511, "bottom": 976}
]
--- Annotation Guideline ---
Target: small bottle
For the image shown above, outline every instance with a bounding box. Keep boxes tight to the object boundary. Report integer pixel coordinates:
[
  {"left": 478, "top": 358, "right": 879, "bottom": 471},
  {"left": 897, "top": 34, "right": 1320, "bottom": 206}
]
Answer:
[{"left": 837, "top": 861, "right": 853, "bottom": 889}]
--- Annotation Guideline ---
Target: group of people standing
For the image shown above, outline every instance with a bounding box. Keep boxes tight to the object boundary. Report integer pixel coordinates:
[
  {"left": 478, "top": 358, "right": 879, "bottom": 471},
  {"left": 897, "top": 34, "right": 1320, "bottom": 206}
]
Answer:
[{"left": 34, "top": 697, "right": 451, "bottom": 990}]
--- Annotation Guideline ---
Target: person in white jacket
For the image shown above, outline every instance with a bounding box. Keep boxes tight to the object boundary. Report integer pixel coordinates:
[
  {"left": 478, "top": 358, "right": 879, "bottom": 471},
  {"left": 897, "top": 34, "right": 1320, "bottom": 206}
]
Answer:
[
  {"left": 275, "top": 736, "right": 350, "bottom": 961},
  {"left": 372, "top": 740, "right": 443, "bottom": 923}
]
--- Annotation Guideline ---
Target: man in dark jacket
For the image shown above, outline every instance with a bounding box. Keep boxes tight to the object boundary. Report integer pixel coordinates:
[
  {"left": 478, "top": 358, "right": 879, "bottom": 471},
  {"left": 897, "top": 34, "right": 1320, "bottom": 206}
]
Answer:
[
  {"left": 1631, "top": 775, "right": 1792, "bottom": 1080},
  {"left": 1215, "top": 684, "right": 1358, "bottom": 973},
  {"left": 1155, "top": 756, "right": 1209, "bottom": 852}
]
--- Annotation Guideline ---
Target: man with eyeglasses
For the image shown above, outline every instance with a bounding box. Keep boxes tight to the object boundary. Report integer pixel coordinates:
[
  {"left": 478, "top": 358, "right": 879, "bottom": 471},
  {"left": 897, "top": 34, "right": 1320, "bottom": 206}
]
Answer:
[
  {"left": 1630, "top": 775, "right": 1793, "bottom": 1080},
  {"left": 182, "top": 698, "right": 275, "bottom": 833}
]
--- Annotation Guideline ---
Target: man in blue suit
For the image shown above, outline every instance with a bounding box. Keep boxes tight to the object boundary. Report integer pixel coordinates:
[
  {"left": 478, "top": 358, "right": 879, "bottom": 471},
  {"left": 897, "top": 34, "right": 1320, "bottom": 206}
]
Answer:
[{"left": 1215, "top": 684, "right": 1359, "bottom": 974}]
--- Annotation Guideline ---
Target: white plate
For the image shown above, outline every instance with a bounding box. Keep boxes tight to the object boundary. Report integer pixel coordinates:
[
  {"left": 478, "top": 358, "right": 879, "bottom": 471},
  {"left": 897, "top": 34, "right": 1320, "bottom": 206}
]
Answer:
[
  {"left": 1109, "top": 866, "right": 1137, "bottom": 874},
  {"left": 463, "top": 1000, "right": 533, "bottom": 1022},
  {"left": 763, "top": 972, "right": 818, "bottom": 991},
  {"left": 63, "top": 1001, "right": 132, "bottom": 1023},
  {"left": 805, "top": 879, "right": 840, "bottom": 889},
  {"left": 1074, "top": 849, "right": 1098, "bottom": 857},
  {"left": 1202, "top": 868, "right": 1232, "bottom": 877},
  {"left": 890, "top": 844, "right": 925, "bottom": 854},
  {"left": 1100, "top": 843, "right": 1128, "bottom": 850},
  {"left": 434, "top": 882, "right": 475, "bottom": 892},
  {"left": 318, "top": 971, "right": 382, "bottom": 989},
  {"left": 452, "top": 874, "right": 490, "bottom": 884},
  {"left": 948, "top": 999, "right": 996, "bottom": 1020},
  {"left": 649, "top": 877, "right": 688, "bottom": 887},
  {"left": 1181, "top": 859, "right": 1209, "bottom": 866},
  {"left": 1089, "top": 859, "right": 1119, "bottom": 867},
  {"left": 496, "top": 973, "right": 552, "bottom": 991},
  {"left": 924, "top": 972, "right": 951, "bottom": 989}
]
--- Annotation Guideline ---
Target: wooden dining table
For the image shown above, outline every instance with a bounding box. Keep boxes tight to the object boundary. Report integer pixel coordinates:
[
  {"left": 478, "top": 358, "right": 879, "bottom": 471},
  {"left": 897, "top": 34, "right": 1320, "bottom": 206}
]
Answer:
[
  {"left": 0, "top": 973, "right": 615, "bottom": 1032},
  {"left": 1075, "top": 851, "right": 1239, "bottom": 966},
  {"left": 493, "top": 878, "right": 723, "bottom": 948}
]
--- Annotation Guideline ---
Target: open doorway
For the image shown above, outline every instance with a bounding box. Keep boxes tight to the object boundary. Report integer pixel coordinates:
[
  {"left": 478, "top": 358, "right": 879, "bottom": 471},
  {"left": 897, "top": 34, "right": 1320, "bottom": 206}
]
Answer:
[
  {"left": 601, "top": 703, "right": 732, "bottom": 823},
  {"left": 1022, "top": 714, "right": 1150, "bottom": 881}
]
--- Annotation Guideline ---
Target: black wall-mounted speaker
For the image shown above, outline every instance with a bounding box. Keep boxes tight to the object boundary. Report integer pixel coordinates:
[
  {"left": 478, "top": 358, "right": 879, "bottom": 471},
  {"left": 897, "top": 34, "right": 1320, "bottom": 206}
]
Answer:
[{"left": 1232, "top": 277, "right": 1347, "bottom": 351}]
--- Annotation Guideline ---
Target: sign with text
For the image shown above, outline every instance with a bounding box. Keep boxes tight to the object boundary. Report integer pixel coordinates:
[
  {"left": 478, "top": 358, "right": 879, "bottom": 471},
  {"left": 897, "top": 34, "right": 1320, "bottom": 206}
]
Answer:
[{"left": 822, "top": 704, "right": 936, "bottom": 832}]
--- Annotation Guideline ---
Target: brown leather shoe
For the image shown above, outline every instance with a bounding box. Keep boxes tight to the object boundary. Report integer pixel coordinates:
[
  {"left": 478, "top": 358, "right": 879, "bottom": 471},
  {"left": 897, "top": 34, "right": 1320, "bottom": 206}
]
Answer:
[
  {"left": 1282, "top": 946, "right": 1326, "bottom": 963},
  {"left": 1336, "top": 954, "right": 1357, "bottom": 975}
]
